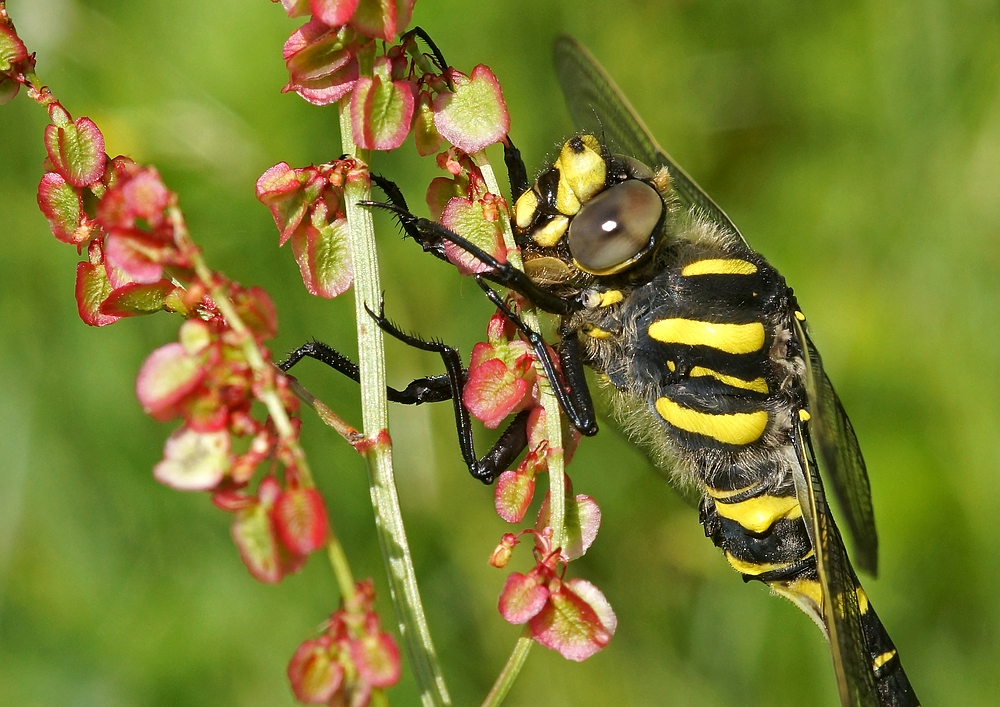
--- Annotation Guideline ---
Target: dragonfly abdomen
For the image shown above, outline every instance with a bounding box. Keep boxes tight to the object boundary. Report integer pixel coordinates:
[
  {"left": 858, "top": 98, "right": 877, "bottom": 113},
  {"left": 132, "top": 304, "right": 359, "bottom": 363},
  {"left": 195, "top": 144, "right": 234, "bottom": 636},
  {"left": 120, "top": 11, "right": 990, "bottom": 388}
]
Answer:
[
  {"left": 700, "top": 457, "right": 920, "bottom": 707},
  {"left": 856, "top": 588, "right": 921, "bottom": 707}
]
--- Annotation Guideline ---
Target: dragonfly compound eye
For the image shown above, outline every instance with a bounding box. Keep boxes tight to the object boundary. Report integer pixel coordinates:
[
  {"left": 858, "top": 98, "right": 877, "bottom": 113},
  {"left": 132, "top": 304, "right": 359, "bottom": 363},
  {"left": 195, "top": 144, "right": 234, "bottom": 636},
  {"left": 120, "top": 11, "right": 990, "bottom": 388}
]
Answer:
[{"left": 568, "top": 179, "right": 662, "bottom": 275}]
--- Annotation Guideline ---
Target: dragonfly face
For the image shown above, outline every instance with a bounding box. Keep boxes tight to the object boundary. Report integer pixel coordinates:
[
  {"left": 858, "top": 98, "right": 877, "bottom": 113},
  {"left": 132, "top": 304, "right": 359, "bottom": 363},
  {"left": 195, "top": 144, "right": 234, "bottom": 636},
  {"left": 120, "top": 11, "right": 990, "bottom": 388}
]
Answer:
[{"left": 513, "top": 134, "right": 667, "bottom": 282}]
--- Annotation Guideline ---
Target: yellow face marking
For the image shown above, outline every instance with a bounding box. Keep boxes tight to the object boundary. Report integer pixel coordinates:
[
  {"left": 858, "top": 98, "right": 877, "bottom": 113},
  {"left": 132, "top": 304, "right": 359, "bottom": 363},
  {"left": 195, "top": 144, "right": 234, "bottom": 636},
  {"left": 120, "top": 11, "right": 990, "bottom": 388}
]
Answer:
[
  {"left": 554, "top": 135, "right": 606, "bottom": 205},
  {"left": 689, "top": 366, "right": 769, "bottom": 394},
  {"left": 705, "top": 482, "right": 756, "bottom": 500},
  {"left": 655, "top": 397, "right": 768, "bottom": 445},
  {"left": 648, "top": 319, "right": 765, "bottom": 355},
  {"left": 531, "top": 215, "right": 569, "bottom": 248},
  {"left": 856, "top": 587, "right": 869, "bottom": 614},
  {"left": 724, "top": 553, "right": 795, "bottom": 576},
  {"left": 798, "top": 409, "right": 811, "bottom": 421},
  {"left": 583, "top": 325, "right": 612, "bottom": 339},
  {"left": 556, "top": 178, "right": 581, "bottom": 216},
  {"left": 714, "top": 494, "right": 802, "bottom": 534},
  {"left": 598, "top": 290, "right": 624, "bottom": 307},
  {"left": 873, "top": 650, "right": 897, "bottom": 670},
  {"left": 666, "top": 360, "right": 676, "bottom": 373},
  {"left": 514, "top": 190, "right": 539, "bottom": 229},
  {"left": 681, "top": 259, "right": 758, "bottom": 277},
  {"left": 794, "top": 310, "right": 806, "bottom": 321}
]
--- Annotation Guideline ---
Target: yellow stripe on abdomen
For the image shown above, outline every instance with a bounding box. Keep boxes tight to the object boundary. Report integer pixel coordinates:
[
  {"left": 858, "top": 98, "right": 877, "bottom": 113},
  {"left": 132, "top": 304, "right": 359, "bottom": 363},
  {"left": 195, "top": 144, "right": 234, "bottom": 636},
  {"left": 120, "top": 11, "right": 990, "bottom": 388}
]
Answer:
[
  {"left": 784, "top": 577, "right": 824, "bottom": 609},
  {"left": 689, "top": 366, "right": 769, "bottom": 394},
  {"left": 725, "top": 548, "right": 814, "bottom": 576},
  {"left": 648, "top": 319, "right": 765, "bottom": 354},
  {"left": 655, "top": 397, "right": 768, "bottom": 445},
  {"left": 681, "top": 258, "right": 758, "bottom": 276},
  {"left": 724, "top": 553, "right": 796, "bottom": 576},
  {"left": 714, "top": 494, "right": 802, "bottom": 534}
]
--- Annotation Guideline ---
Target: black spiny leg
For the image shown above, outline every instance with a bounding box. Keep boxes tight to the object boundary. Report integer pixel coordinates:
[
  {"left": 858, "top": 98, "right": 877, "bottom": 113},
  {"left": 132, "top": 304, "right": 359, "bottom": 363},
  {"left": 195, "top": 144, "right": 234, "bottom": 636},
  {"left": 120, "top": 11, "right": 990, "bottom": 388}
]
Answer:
[
  {"left": 278, "top": 340, "right": 453, "bottom": 405},
  {"left": 502, "top": 135, "right": 530, "bottom": 199},
  {"left": 369, "top": 174, "right": 447, "bottom": 264},
  {"left": 400, "top": 27, "right": 450, "bottom": 77},
  {"left": 475, "top": 277, "right": 598, "bottom": 437},
  {"left": 362, "top": 178, "right": 582, "bottom": 316},
  {"left": 366, "top": 305, "right": 529, "bottom": 484}
]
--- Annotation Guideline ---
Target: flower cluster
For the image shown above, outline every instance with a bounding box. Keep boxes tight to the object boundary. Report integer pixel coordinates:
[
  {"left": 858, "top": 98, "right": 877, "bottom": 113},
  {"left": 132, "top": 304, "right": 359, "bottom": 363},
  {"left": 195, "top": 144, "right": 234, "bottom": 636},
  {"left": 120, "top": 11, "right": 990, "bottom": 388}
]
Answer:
[
  {"left": 216, "top": 476, "right": 330, "bottom": 584},
  {"left": 426, "top": 149, "right": 510, "bottom": 273},
  {"left": 137, "top": 307, "right": 280, "bottom": 480},
  {"left": 256, "top": 160, "right": 361, "bottom": 298},
  {"left": 492, "top": 528, "right": 616, "bottom": 662},
  {"left": 463, "top": 310, "right": 537, "bottom": 429},
  {"left": 277, "top": 0, "right": 415, "bottom": 44},
  {"left": 275, "top": 1, "right": 509, "bottom": 154},
  {"left": 460, "top": 308, "right": 610, "bottom": 660},
  {"left": 262, "top": 5, "right": 513, "bottom": 303},
  {"left": 0, "top": 15, "right": 30, "bottom": 104},
  {"left": 33, "top": 105, "right": 187, "bottom": 326},
  {"left": 21, "top": 85, "right": 329, "bottom": 584},
  {"left": 134, "top": 302, "right": 334, "bottom": 584},
  {"left": 460, "top": 312, "right": 584, "bottom": 521},
  {"left": 287, "top": 580, "right": 402, "bottom": 705}
]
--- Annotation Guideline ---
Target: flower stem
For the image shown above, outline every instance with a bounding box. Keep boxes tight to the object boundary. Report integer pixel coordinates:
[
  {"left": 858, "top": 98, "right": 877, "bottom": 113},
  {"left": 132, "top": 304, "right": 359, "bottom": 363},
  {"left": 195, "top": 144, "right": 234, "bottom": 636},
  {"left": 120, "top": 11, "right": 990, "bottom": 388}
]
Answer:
[
  {"left": 339, "top": 48, "right": 451, "bottom": 707},
  {"left": 286, "top": 376, "right": 364, "bottom": 446},
  {"left": 326, "top": 538, "right": 355, "bottom": 597},
  {"left": 481, "top": 632, "right": 534, "bottom": 707}
]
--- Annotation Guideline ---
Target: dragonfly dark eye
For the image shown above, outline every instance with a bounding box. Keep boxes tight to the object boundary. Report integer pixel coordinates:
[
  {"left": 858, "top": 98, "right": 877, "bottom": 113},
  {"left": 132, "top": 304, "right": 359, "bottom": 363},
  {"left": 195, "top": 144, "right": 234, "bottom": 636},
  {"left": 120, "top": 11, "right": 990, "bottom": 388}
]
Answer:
[{"left": 568, "top": 180, "right": 662, "bottom": 274}]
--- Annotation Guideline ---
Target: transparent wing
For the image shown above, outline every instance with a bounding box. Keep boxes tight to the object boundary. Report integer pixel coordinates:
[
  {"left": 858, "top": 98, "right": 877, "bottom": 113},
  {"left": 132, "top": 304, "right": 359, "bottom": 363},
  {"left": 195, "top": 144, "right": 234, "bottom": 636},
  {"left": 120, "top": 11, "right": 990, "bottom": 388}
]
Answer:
[
  {"left": 799, "top": 324, "right": 879, "bottom": 576},
  {"left": 552, "top": 35, "right": 746, "bottom": 244},
  {"left": 792, "top": 418, "right": 880, "bottom": 707},
  {"left": 792, "top": 317, "right": 879, "bottom": 706}
]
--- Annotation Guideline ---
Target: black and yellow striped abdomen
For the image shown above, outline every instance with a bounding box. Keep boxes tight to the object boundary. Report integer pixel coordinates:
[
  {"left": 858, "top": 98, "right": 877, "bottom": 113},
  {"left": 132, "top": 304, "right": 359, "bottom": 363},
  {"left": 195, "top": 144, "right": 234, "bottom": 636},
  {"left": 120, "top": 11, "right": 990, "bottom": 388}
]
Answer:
[
  {"left": 631, "top": 252, "right": 789, "bottom": 453},
  {"left": 700, "top": 472, "right": 819, "bottom": 588},
  {"left": 580, "top": 249, "right": 919, "bottom": 706},
  {"left": 700, "top": 470, "right": 920, "bottom": 707}
]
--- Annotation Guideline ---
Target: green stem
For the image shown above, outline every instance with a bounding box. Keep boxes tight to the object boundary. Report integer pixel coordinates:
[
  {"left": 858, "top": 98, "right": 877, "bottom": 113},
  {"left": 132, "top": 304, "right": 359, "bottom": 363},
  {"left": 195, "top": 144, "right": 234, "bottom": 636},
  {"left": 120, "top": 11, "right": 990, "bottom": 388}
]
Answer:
[
  {"left": 481, "top": 632, "right": 534, "bottom": 707},
  {"left": 286, "top": 376, "right": 365, "bottom": 447},
  {"left": 339, "top": 46, "right": 451, "bottom": 707},
  {"left": 326, "top": 538, "right": 355, "bottom": 598}
]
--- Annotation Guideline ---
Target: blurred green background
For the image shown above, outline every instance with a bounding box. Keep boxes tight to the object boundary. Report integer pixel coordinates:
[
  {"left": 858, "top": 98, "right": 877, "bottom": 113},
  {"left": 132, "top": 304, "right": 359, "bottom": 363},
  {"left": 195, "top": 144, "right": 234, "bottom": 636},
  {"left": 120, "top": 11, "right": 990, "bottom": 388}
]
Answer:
[{"left": 1, "top": 0, "right": 998, "bottom": 705}]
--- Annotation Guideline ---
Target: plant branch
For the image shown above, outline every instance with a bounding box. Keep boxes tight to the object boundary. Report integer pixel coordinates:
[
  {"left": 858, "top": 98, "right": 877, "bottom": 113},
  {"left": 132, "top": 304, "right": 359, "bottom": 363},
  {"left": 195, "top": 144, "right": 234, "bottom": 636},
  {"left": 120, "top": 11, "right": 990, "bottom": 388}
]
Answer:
[
  {"left": 172, "top": 206, "right": 360, "bottom": 599},
  {"left": 286, "top": 375, "right": 365, "bottom": 446},
  {"left": 481, "top": 631, "right": 534, "bottom": 707}
]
